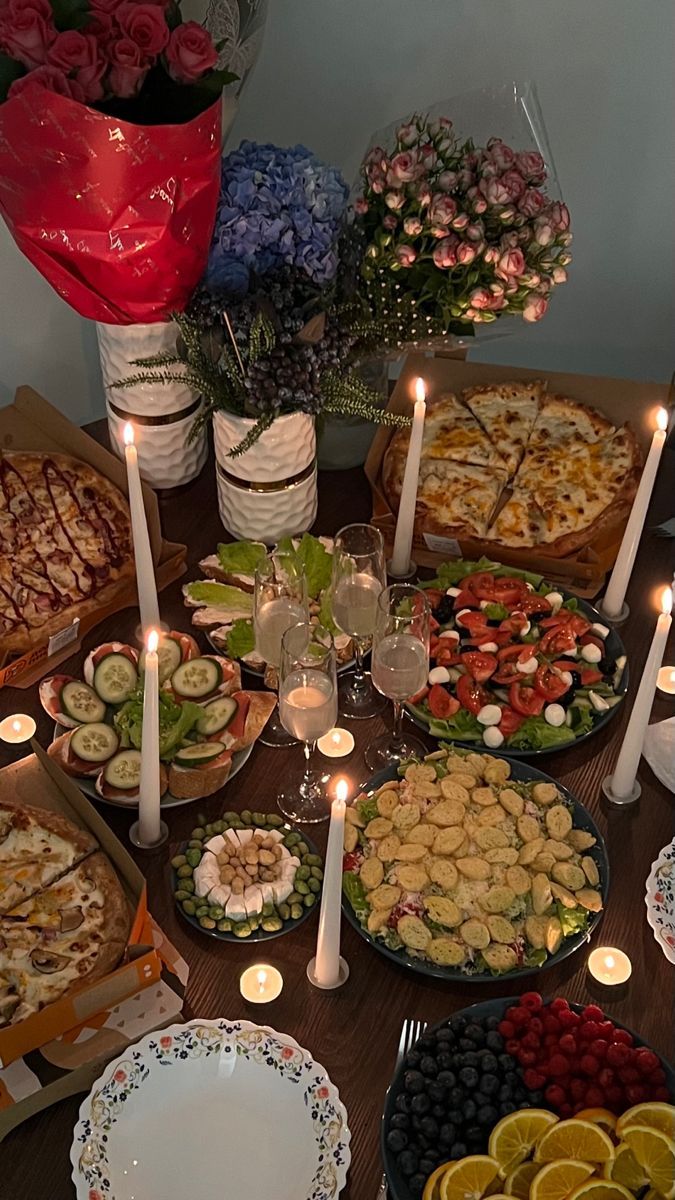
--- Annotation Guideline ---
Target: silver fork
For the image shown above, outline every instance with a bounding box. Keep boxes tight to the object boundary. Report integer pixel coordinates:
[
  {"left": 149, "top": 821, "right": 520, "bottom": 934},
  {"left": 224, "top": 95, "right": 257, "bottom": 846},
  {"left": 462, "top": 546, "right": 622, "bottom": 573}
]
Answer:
[{"left": 376, "top": 1018, "right": 428, "bottom": 1199}]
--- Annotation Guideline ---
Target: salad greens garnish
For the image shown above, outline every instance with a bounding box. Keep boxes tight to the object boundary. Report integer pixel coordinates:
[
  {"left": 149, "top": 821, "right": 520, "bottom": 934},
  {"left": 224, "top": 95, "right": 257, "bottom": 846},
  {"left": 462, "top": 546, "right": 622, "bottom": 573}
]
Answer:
[
  {"left": 225, "top": 618, "right": 256, "bottom": 660},
  {"left": 356, "top": 795, "right": 379, "bottom": 824},
  {"left": 342, "top": 872, "right": 368, "bottom": 923},
  {"left": 114, "top": 683, "right": 204, "bottom": 762},
  {"left": 216, "top": 540, "right": 267, "bottom": 575},
  {"left": 557, "top": 903, "right": 591, "bottom": 939},
  {"left": 507, "top": 717, "right": 576, "bottom": 751},
  {"left": 184, "top": 580, "right": 254, "bottom": 612},
  {"left": 421, "top": 556, "right": 544, "bottom": 591}
]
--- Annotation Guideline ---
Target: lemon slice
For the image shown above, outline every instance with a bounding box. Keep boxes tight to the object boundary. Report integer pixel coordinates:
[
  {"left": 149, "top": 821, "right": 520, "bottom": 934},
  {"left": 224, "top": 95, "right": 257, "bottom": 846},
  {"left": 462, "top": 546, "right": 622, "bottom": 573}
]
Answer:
[
  {"left": 425, "top": 1163, "right": 454, "bottom": 1200},
  {"left": 504, "top": 1161, "right": 541, "bottom": 1198},
  {"left": 530, "top": 1159, "right": 596, "bottom": 1200},
  {"left": 619, "top": 1125, "right": 675, "bottom": 1199},
  {"left": 603, "top": 1143, "right": 649, "bottom": 1191},
  {"left": 489, "top": 1109, "right": 559, "bottom": 1173},
  {"left": 616, "top": 1103, "right": 675, "bottom": 1140},
  {"left": 439, "top": 1155, "right": 501, "bottom": 1200},
  {"left": 567, "top": 1182, "right": 634, "bottom": 1200},
  {"left": 534, "top": 1120, "right": 615, "bottom": 1164},
  {"left": 575, "top": 1109, "right": 618, "bottom": 1137}
]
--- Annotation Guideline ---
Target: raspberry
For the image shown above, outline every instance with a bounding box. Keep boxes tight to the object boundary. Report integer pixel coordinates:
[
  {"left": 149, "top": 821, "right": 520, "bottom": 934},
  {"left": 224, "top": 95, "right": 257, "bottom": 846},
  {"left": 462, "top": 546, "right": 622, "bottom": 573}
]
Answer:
[
  {"left": 598, "top": 1067, "right": 616, "bottom": 1089},
  {"left": 522, "top": 1032, "right": 541, "bottom": 1050},
  {"left": 612, "top": 1028, "right": 633, "bottom": 1047},
  {"left": 524, "top": 1069, "right": 547, "bottom": 1090},
  {"left": 529, "top": 1017, "right": 544, "bottom": 1035},
  {"left": 589, "top": 1039, "right": 609, "bottom": 1059},
  {"left": 559, "top": 1034, "right": 577, "bottom": 1055},
  {"left": 606, "top": 1043, "right": 631, "bottom": 1068},
  {"left": 599, "top": 1021, "right": 616, "bottom": 1040},
  {"left": 550, "top": 998, "right": 570, "bottom": 1014},
  {"left": 625, "top": 1083, "right": 647, "bottom": 1105},
  {"left": 520, "top": 1050, "right": 537, "bottom": 1067},
  {"left": 498, "top": 1020, "right": 515, "bottom": 1038},
  {"left": 559, "top": 1009, "right": 581, "bottom": 1029},
  {"left": 585, "top": 1086, "right": 605, "bottom": 1107},
  {"left": 510, "top": 1006, "right": 531, "bottom": 1026},
  {"left": 506, "top": 1039, "right": 521, "bottom": 1056},
  {"left": 650, "top": 1068, "right": 666, "bottom": 1086},
  {"left": 655, "top": 1087, "right": 671, "bottom": 1101},
  {"left": 580, "top": 1021, "right": 602, "bottom": 1041},
  {"left": 582, "top": 1004, "right": 605, "bottom": 1021},
  {"left": 606, "top": 1085, "right": 624, "bottom": 1107},
  {"left": 581, "top": 1054, "right": 599, "bottom": 1076},
  {"left": 560, "top": 1102, "right": 573, "bottom": 1118},
  {"left": 521, "top": 991, "right": 543, "bottom": 1011},
  {"left": 619, "top": 1066, "right": 641, "bottom": 1084},
  {"left": 549, "top": 1054, "right": 571, "bottom": 1076},
  {"left": 544, "top": 1016, "right": 561, "bottom": 1034},
  {"left": 570, "top": 1078, "right": 587, "bottom": 1101},
  {"left": 635, "top": 1049, "right": 660, "bottom": 1075},
  {"left": 545, "top": 1084, "right": 567, "bottom": 1108}
]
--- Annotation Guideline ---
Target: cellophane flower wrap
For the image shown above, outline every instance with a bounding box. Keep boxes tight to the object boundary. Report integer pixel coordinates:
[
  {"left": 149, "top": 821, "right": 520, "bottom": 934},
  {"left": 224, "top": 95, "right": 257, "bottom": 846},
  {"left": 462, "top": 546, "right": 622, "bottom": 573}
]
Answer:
[
  {"left": 0, "top": 0, "right": 242, "bottom": 324},
  {"left": 350, "top": 82, "right": 571, "bottom": 345}
]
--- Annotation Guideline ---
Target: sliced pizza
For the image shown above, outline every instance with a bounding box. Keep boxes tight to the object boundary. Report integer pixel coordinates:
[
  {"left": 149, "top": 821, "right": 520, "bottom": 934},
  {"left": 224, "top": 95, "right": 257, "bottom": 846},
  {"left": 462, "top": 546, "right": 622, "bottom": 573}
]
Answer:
[
  {"left": 0, "top": 801, "right": 97, "bottom": 916},
  {"left": 462, "top": 379, "right": 545, "bottom": 476},
  {"left": 526, "top": 393, "right": 615, "bottom": 449},
  {"left": 415, "top": 460, "right": 507, "bottom": 539}
]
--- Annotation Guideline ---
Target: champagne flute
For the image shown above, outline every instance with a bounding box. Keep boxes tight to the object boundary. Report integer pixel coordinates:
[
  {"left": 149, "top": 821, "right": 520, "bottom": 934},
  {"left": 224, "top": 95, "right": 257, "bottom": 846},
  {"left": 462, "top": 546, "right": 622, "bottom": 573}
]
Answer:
[
  {"left": 366, "top": 583, "right": 430, "bottom": 769},
  {"left": 253, "top": 552, "right": 309, "bottom": 747},
  {"left": 330, "top": 523, "right": 387, "bottom": 718},
  {"left": 277, "top": 622, "right": 338, "bottom": 823}
]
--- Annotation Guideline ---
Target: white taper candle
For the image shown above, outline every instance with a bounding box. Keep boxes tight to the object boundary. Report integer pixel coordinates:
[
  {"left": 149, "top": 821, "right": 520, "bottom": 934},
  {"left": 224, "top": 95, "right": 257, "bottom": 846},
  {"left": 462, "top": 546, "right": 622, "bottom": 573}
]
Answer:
[
  {"left": 123, "top": 422, "right": 160, "bottom": 633},
  {"left": 314, "top": 778, "right": 347, "bottom": 987},
  {"left": 390, "top": 377, "right": 426, "bottom": 577},
  {"left": 138, "top": 628, "right": 161, "bottom": 844}
]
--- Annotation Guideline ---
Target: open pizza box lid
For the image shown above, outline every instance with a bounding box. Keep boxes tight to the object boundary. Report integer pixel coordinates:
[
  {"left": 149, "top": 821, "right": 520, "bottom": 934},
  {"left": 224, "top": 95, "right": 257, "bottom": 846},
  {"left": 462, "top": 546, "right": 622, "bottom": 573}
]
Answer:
[
  {"left": 0, "top": 387, "right": 187, "bottom": 689},
  {"left": 0, "top": 742, "right": 169, "bottom": 1070},
  {"left": 365, "top": 354, "right": 674, "bottom": 597}
]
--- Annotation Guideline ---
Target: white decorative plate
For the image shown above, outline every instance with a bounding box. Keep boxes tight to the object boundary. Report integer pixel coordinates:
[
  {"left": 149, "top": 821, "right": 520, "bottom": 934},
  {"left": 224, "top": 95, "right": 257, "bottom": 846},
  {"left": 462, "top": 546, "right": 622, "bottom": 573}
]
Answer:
[
  {"left": 645, "top": 838, "right": 675, "bottom": 964},
  {"left": 71, "top": 1019, "right": 351, "bottom": 1200}
]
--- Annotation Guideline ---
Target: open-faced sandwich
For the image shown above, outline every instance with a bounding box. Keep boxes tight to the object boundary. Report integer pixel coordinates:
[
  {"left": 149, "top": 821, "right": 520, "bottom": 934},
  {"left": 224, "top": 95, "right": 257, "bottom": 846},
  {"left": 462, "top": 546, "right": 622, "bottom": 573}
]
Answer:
[{"left": 39, "top": 631, "right": 275, "bottom": 803}]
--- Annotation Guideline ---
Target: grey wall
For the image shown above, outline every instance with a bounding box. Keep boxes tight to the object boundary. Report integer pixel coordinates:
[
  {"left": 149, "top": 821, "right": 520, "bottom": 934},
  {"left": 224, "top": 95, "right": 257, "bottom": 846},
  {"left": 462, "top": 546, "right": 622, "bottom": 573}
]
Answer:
[{"left": 1, "top": 0, "right": 673, "bottom": 424}]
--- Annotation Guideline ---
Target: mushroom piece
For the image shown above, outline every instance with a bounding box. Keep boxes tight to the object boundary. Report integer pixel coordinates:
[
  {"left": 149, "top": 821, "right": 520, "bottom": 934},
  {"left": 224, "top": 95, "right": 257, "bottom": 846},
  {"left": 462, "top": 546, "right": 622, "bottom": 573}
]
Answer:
[
  {"left": 29, "top": 949, "right": 70, "bottom": 973},
  {"left": 59, "top": 906, "right": 84, "bottom": 933}
]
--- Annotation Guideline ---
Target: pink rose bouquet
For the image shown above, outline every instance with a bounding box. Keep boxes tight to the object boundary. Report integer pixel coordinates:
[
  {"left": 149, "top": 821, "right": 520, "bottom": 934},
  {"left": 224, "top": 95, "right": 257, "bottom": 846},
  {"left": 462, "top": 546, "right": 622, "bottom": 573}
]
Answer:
[{"left": 352, "top": 111, "right": 571, "bottom": 333}]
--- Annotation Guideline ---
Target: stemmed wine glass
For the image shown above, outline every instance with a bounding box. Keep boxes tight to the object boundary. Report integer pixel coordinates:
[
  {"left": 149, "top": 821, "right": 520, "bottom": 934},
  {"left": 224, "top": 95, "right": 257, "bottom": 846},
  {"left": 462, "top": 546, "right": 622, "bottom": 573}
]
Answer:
[
  {"left": 365, "top": 583, "right": 431, "bottom": 770},
  {"left": 277, "top": 622, "right": 338, "bottom": 823},
  {"left": 253, "top": 552, "right": 309, "bottom": 747},
  {"left": 330, "top": 523, "right": 387, "bottom": 719}
]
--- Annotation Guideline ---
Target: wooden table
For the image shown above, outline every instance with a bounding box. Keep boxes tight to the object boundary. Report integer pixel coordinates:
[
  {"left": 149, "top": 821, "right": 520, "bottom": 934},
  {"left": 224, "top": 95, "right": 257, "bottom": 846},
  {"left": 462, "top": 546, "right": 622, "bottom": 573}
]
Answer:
[{"left": 1, "top": 425, "right": 674, "bottom": 1200}]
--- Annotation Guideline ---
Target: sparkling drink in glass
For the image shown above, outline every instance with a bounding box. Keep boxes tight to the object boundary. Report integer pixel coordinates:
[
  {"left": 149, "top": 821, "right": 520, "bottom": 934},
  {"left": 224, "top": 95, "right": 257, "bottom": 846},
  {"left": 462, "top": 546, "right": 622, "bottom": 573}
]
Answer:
[
  {"left": 330, "top": 524, "right": 386, "bottom": 719},
  {"left": 277, "top": 623, "right": 338, "bottom": 823},
  {"left": 253, "top": 552, "right": 309, "bottom": 747},
  {"left": 365, "top": 583, "right": 430, "bottom": 770}
]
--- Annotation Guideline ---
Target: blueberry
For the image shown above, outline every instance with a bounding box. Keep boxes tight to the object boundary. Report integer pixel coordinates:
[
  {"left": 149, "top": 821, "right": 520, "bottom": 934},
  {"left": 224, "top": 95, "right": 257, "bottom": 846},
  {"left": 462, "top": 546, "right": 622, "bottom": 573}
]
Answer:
[
  {"left": 398, "top": 1149, "right": 419, "bottom": 1177},
  {"left": 464, "top": 1100, "right": 477, "bottom": 1120},
  {"left": 417, "top": 1133, "right": 431, "bottom": 1151},
  {"left": 432, "top": 1104, "right": 446, "bottom": 1119},
  {"left": 449, "top": 1088, "right": 464, "bottom": 1107},
  {"left": 499, "top": 1101, "right": 517, "bottom": 1116},
  {"left": 390, "top": 1113, "right": 410, "bottom": 1130},
  {"left": 411, "top": 1093, "right": 430, "bottom": 1114},
  {"left": 409, "top": 1174, "right": 426, "bottom": 1197},
  {"left": 481, "top": 1074, "right": 499, "bottom": 1096},
  {"left": 462, "top": 1051, "right": 480, "bottom": 1068},
  {"left": 486, "top": 1032, "right": 503, "bottom": 1051},
  {"left": 450, "top": 1142, "right": 468, "bottom": 1158},
  {"left": 428, "top": 1083, "right": 447, "bottom": 1104},
  {"left": 499, "top": 1053, "right": 514, "bottom": 1071},
  {"left": 440, "top": 1123, "right": 456, "bottom": 1147},
  {"left": 435, "top": 1026, "right": 454, "bottom": 1043},
  {"left": 474, "top": 1092, "right": 490, "bottom": 1108},
  {"left": 530, "top": 1090, "right": 544, "bottom": 1105},
  {"left": 478, "top": 1104, "right": 499, "bottom": 1126},
  {"left": 420, "top": 1055, "right": 438, "bottom": 1077},
  {"left": 451, "top": 1016, "right": 467, "bottom": 1032},
  {"left": 499, "top": 1085, "right": 512, "bottom": 1102},
  {"left": 459, "top": 1067, "right": 479, "bottom": 1088},
  {"left": 485, "top": 1016, "right": 500, "bottom": 1031},
  {"left": 447, "top": 1109, "right": 463, "bottom": 1126},
  {"left": 459, "top": 1037, "right": 475, "bottom": 1051},
  {"left": 411, "top": 1115, "right": 423, "bottom": 1132},
  {"left": 396, "top": 1094, "right": 412, "bottom": 1114},
  {"left": 420, "top": 1116, "right": 439, "bottom": 1139},
  {"left": 418, "top": 1036, "right": 435, "bottom": 1052},
  {"left": 420, "top": 1156, "right": 437, "bottom": 1175},
  {"left": 405, "top": 1070, "right": 426, "bottom": 1095},
  {"left": 438, "top": 1071, "right": 456, "bottom": 1088},
  {"left": 437, "top": 1052, "right": 454, "bottom": 1071},
  {"left": 465, "top": 1023, "right": 486, "bottom": 1046},
  {"left": 480, "top": 1052, "right": 499, "bottom": 1073},
  {"left": 387, "top": 1129, "right": 408, "bottom": 1153},
  {"left": 406, "top": 1050, "right": 422, "bottom": 1068},
  {"left": 504, "top": 1071, "right": 519, "bottom": 1088}
]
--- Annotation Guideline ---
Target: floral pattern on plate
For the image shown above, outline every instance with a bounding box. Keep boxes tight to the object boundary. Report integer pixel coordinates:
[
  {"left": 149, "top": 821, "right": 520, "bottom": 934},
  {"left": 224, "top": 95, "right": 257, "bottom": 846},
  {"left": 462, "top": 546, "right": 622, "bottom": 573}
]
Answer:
[
  {"left": 645, "top": 838, "right": 675, "bottom": 964},
  {"left": 72, "top": 1019, "right": 350, "bottom": 1200}
]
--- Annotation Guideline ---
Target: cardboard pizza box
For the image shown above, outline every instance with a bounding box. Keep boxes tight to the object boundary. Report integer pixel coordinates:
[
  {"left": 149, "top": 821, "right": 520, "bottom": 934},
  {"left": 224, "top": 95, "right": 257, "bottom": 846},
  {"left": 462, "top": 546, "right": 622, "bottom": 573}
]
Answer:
[
  {"left": 365, "top": 355, "right": 674, "bottom": 596},
  {"left": 0, "top": 387, "right": 187, "bottom": 689},
  {"left": 0, "top": 743, "right": 167, "bottom": 1068}
]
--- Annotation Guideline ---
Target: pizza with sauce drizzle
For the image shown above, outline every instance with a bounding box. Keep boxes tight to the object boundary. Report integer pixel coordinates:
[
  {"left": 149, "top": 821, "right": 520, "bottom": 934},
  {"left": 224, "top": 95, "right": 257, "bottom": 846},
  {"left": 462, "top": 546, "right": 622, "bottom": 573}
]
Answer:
[{"left": 0, "top": 452, "right": 134, "bottom": 653}]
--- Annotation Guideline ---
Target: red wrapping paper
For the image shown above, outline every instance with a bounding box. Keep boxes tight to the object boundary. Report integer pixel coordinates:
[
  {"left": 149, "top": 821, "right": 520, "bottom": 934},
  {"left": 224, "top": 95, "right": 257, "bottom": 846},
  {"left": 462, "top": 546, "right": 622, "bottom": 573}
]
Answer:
[{"left": 0, "top": 91, "right": 222, "bottom": 324}]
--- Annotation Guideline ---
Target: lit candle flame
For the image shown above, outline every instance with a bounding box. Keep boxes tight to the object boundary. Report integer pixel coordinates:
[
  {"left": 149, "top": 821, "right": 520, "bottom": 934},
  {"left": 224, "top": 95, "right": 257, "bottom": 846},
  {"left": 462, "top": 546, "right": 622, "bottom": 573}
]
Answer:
[
  {"left": 123, "top": 421, "right": 135, "bottom": 447},
  {"left": 656, "top": 407, "right": 668, "bottom": 432},
  {"left": 12, "top": 719, "right": 21, "bottom": 734},
  {"left": 335, "top": 778, "right": 348, "bottom": 804},
  {"left": 414, "top": 377, "right": 426, "bottom": 404},
  {"left": 605, "top": 954, "right": 615, "bottom": 970},
  {"left": 661, "top": 586, "right": 673, "bottom": 615},
  {"left": 331, "top": 731, "right": 341, "bottom": 746},
  {"left": 256, "top": 968, "right": 267, "bottom": 992},
  {"left": 146, "top": 628, "right": 159, "bottom": 653}
]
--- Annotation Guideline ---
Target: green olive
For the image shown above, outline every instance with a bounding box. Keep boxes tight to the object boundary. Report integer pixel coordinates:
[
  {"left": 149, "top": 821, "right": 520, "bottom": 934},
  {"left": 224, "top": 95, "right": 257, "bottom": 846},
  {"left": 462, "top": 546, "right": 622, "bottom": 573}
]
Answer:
[
  {"left": 261, "top": 916, "right": 283, "bottom": 933},
  {"left": 252, "top": 811, "right": 266, "bottom": 826},
  {"left": 217, "top": 918, "right": 233, "bottom": 932},
  {"left": 176, "top": 864, "right": 193, "bottom": 879},
  {"left": 195, "top": 904, "right": 209, "bottom": 918},
  {"left": 266, "top": 814, "right": 283, "bottom": 827},
  {"left": 208, "top": 906, "right": 224, "bottom": 920},
  {"left": 295, "top": 865, "right": 310, "bottom": 881},
  {"left": 191, "top": 827, "right": 206, "bottom": 840},
  {"left": 303, "top": 893, "right": 316, "bottom": 908},
  {"left": 240, "top": 809, "right": 253, "bottom": 824},
  {"left": 222, "top": 811, "right": 238, "bottom": 823},
  {"left": 188, "top": 839, "right": 203, "bottom": 849},
  {"left": 174, "top": 889, "right": 191, "bottom": 902},
  {"left": 234, "top": 921, "right": 252, "bottom": 938},
  {"left": 204, "top": 823, "right": 215, "bottom": 836},
  {"left": 170, "top": 854, "right": 187, "bottom": 869},
  {"left": 261, "top": 901, "right": 274, "bottom": 917},
  {"left": 308, "top": 877, "right": 321, "bottom": 894},
  {"left": 199, "top": 916, "right": 216, "bottom": 930},
  {"left": 284, "top": 832, "right": 300, "bottom": 847},
  {"left": 230, "top": 819, "right": 244, "bottom": 829},
  {"left": 304, "top": 854, "right": 323, "bottom": 867},
  {"left": 287, "top": 891, "right": 303, "bottom": 906},
  {"left": 213, "top": 820, "right": 225, "bottom": 833},
  {"left": 186, "top": 848, "right": 202, "bottom": 868},
  {"left": 182, "top": 899, "right": 196, "bottom": 916},
  {"left": 295, "top": 880, "right": 310, "bottom": 896},
  {"left": 180, "top": 878, "right": 195, "bottom": 894},
  {"left": 290, "top": 903, "right": 303, "bottom": 920},
  {"left": 310, "top": 866, "right": 324, "bottom": 881},
  {"left": 296, "top": 841, "right": 309, "bottom": 856},
  {"left": 278, "top": 902, "right": 290, "bottom": 921}
]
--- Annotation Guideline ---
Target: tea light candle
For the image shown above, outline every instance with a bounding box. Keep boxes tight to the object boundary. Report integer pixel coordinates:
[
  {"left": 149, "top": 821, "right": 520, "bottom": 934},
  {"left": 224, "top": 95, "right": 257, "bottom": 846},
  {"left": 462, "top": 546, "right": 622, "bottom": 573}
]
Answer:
[
  {"left": 317, "top": 727, "right": 355, "bottom": 758},
  {"left": 390, "top": 377, "right": 426, "bottom": 578},
  {"left": 0, "top": 713, "right": 36, "bottom": 744},
  {"left": 657, "top": 666, "right": 675, "bottom": 697},
  {"left": 239, "top": 964, "right": 283, "bottom": 1004},
  {"left": 588, "top": 946, "right": 632, "bottom": 986},
  {"left": 123, "top": 422, "right": 160, "bottom": 634}
]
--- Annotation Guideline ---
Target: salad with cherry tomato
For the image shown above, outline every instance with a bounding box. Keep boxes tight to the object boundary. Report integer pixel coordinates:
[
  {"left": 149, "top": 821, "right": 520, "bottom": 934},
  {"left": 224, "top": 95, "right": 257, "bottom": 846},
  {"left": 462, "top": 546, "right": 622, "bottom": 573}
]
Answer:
[{"left": 407, "top": 559, "right": 627, "bottom": 753}]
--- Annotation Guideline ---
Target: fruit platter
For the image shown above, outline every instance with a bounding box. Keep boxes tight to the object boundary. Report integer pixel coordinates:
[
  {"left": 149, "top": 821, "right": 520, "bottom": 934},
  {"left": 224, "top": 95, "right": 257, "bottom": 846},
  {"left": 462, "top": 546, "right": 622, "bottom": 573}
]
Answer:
[
  {"left": 381, "top": 994, "right": 675, "bottom": 1200},
  {"left": 171, "top": 808, "right": 324, "bottom": 941},
  {"left": 39, "top": 633, "right": 275, "bottom": 806},
  {"left": 341, "top": 746, "right": 607, "bottom": 981},
  {"left": 182, "top": 534, "right": 355, "bottom": 680},
  {"left": 406, "top": 559, "right": 628, "bottom": 755}
]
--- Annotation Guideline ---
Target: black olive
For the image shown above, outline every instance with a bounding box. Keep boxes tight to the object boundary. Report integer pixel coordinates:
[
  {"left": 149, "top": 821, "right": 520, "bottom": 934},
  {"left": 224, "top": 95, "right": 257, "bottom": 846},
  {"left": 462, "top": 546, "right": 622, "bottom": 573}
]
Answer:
[
  {"left": 600, "top": 656, "right": 615, "bottom": 676},
  {"left": 387, "top": 1129, "right": 408, "bottom": 1153}
]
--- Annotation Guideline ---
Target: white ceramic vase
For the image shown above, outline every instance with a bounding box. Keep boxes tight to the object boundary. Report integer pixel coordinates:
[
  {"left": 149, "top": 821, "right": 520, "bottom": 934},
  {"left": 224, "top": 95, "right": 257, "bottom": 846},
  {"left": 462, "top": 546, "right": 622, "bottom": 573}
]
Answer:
[
  {"left": 97, "top": 320, "right": 208, "bottom": 490},
  {"left": 213, "top": 409, "right": 317, "bottom": 543}
]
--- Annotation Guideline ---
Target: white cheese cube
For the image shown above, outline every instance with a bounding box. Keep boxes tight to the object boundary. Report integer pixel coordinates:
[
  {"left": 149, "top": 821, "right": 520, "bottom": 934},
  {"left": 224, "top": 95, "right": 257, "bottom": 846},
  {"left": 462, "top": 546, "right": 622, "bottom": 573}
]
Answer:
[
  {"left": 483, "top": 726, "right": 504, "bottom": 748},
  {"left": 446, "top": 587, "right": 461, "bottom": 597},
  {"left": 546, "top": 591, "right": 564, "bottom": 614},
  {"left": 428, "top": 666, "right": 451, "bottom": 685},
  {"left": 208, "top": 884, "right": 231, "bottom": 906},
  {"left": 272, "top": 879, "right": 293, "bottom": 904},
  {"left": 477, "top": 704, "right": 502, "bottom": 727},
  {"left": 225, "top": 893, "right": 247, "bottom": 922},
  {"left": 204, "top": 834, "right": 226, "bottom": 854},
  {"left": 264, "top": 829, "right": 285, "bottom": 844},
  {"left": 244, "top": 885, "right": 263, "bottom": 918},
  {"left": 544, "top": 704, "right": 566, "bottom": 727},
  {"left": 223, "top": 828, "right": 241, "bottom": 848},
  {"left": 479, "top": 642, "right": 499, "bottom": 653},
  {"left": 193, "top": 852, "right": 219, "bottom": 898},
  {"left": 259, "top": 882, "right": 275, "bottom": 906},
  {"left": 237, "top": 829, "right": 253, "bottom": 845},
  {"left": 591, "top": 622, "right": 610, "bottom": 638},
  {"left": 581, "top": 643, "right": 602, "bottom": 663}
]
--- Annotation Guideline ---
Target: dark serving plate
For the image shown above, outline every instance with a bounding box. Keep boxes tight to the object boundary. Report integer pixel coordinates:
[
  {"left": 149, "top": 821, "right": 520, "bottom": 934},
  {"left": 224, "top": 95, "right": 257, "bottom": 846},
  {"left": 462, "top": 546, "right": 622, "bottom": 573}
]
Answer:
[
  {"left": 382, "top": 996, "right": 675, "bottom": 1200},
  {"left": 342, "top": 755, "right": 608, "bottom": 983},
  {"left": 405, "top": 589, "right": 628, "bottom": 757}
]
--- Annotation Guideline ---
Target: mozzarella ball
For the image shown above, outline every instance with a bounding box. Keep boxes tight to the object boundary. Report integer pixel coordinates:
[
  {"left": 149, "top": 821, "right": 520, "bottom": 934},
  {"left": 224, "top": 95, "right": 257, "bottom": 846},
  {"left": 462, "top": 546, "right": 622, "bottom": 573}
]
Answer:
[
  {"left": 477, "top": 704, "right": 502, "bottom": 726},
  {"left": 581, "top": 643, "right": 602, "bottom": 663},
  {"left": 483, "top": 726, "right": 505, "bottom": 748},
  {"left": 478, "top": 641, "right": 499, "bottom": 653},
  {"left": 589, "top": 690, "right": 609, "bottom": 711},
  {"left": 591, "top": 622, "right": 610, "bottom": 638},
  {"left": 558, "top": 671, "right": 573, "bottom": 688},
  {"left": 428, "top": 666, "right": 451, "bottom": 685},
  {"left": 438, "top": 629, "right": 460, "bottom": 642},
  {"left": 479, "top": 600, "right": 490, "bottom": 610},
  {"left": 446, "top": 587, "right": 461, "bottom": 597},
  {"left": 545, "top": 591, "right": 564, "bottom": 614},
  {"left": 544, "top": 703, "right": 566, "bottom": 727},
  {"left": 516, "top": 656, "right": 538, "bottom": 675},
  {"left": 456, "top": 608, "right": 471, "bottom": 620}
]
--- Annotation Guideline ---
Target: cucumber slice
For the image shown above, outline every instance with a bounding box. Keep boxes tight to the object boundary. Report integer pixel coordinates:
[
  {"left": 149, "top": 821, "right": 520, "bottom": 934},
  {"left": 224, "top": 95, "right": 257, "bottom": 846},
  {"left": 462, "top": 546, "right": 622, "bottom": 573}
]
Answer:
[
  {"left": 70, "top": 723, "right": 119, "bottom": 764},
  {"left": 103, "top": 749, "right": 142, "bottom": 790},
  {"left": 140, "top": 635, "right": 182, "bottom": 685},
  {"left": 60, "top": 681, "right": 106, "bottom": 724},
  {"left": 171, "top": 657, "right": 222, "bottom": 699},
  {"left": 174, "top": 741, "right": 227, "bottom": 767},
  {"left": 196, "top": 696, "right": 237, "bottom": 736},
  {"left": 93, "top": 653, "right": 138, "bottom": 704}
]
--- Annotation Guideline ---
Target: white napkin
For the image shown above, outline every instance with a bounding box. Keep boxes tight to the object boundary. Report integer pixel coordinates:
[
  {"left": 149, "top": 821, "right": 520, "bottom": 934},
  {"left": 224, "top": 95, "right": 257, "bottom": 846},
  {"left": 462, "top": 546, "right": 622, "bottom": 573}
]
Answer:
[{"left": 644, "top": 716, "right": 675, "bottom": 793}]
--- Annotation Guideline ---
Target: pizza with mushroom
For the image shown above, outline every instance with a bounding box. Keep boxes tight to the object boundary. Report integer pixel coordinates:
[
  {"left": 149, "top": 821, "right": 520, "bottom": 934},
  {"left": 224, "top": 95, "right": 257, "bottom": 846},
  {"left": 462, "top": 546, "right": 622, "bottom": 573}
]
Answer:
[{"left": 0, "top": 803, "right": 129, "bottom": 1027}]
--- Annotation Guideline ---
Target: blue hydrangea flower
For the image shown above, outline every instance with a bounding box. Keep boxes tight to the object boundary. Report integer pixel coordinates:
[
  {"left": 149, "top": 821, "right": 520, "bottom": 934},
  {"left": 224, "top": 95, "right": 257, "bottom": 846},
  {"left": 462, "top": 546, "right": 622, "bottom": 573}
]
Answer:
[{"left": 206, "top": 141, "right": 349, "bottom": 295}]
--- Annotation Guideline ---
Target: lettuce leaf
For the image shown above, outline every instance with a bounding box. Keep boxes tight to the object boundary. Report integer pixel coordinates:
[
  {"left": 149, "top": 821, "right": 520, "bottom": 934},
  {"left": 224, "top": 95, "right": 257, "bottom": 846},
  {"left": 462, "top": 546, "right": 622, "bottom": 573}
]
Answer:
[
  {"left": 356, "top": 795, "right": 379, "bottom": 824},
  {"left": 483, "top": 602, "right": 509, "bottom": 620},
  {"left": 557, "top": 903, "right": 591, "bottom": 939},
  {"left": 184, "top": 580, "right": 253, "bottom": 613},
  {"left": 567, "top": 703, "right": 595, "bottom": 736},
  {"left": 294, "top": 533, "right": 332, "bottom": 599},
  {"left": 216, "top": 540, "right": 266, "bottom": 576},
  {"left": 508, "top": 716, "right": 576, "bottom": 750},
  {"left": 114, "top": 686, "right": 204, "bottom": 762},
  {"left": 342, "top": 872, "right": 369, "bottom": 924},
  {"left": 226, "top": 618, "right": 256, "bottom": 659},
  {"left": 409, "top": 703, "right": 483, "bottom": 743},
  {"left": 422, "top": 556, "right": 545, "bottom": 591},
  {"left": 318, "top": 587, "right": 338, "bottom": 635},
  {"left": 523, "top": 947, "right": 548, "bottom": 968}
]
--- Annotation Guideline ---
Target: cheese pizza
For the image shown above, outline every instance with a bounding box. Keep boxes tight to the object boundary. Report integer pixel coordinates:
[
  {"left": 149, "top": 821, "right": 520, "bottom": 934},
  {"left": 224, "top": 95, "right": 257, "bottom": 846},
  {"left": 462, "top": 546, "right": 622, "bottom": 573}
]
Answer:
[
  {"left": 382, "top": 382, "right": 642, "bottom": 556},
  {"left": 0, "top": 452, "right": 134, "bottom": 654}
]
